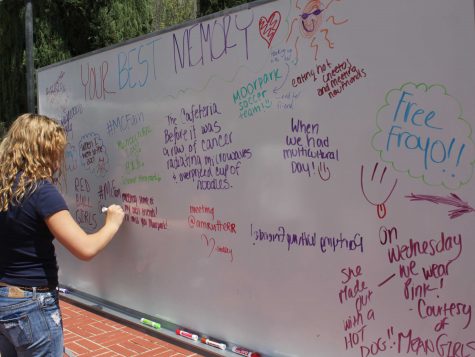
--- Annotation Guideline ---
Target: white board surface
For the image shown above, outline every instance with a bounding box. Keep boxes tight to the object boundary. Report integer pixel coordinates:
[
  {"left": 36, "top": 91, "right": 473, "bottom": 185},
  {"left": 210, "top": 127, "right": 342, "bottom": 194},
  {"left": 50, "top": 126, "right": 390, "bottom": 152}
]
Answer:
[{"left": 38, "top": 0, "right": 475, "bottom": 356}]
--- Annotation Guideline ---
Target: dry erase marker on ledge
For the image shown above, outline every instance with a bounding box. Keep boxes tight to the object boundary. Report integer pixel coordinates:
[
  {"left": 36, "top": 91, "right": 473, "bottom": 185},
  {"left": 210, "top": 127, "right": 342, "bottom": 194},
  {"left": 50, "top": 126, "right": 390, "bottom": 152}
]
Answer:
[
  {"left": 201, "top": 336, "right": 227, "bottom": 350},
  {"left": 140, "top": 318, "right": 161, "bottom": 329},
  {"left": 176, "top": 329, "right": 198, "bottom": 341},
  {"left": 56, "top": 287, "right": 69, "bottom": 294},
  {"left": 231, "top": 345, "right": 262, "bottom": 357}
]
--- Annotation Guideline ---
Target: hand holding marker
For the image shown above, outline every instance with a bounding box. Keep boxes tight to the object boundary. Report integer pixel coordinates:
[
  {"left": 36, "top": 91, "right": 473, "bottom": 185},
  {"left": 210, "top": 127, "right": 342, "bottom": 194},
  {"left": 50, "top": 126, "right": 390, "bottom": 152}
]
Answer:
[{"left": 101, "top": 205, "right": 125, "bottom": 230}]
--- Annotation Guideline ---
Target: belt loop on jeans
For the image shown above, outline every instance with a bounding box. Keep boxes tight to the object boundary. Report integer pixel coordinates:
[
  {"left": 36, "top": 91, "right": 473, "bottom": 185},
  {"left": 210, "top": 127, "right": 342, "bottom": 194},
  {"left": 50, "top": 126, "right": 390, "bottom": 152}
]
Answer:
[{"left": 32, "top": 287, "right": 37, "bottom": 300}]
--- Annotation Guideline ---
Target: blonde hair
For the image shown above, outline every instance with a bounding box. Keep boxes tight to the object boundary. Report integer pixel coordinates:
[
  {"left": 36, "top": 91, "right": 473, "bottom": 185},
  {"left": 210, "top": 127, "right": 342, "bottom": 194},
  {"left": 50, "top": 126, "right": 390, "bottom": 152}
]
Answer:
[{"left": 0, "top": 113, "right": 67, "bottom": 211}]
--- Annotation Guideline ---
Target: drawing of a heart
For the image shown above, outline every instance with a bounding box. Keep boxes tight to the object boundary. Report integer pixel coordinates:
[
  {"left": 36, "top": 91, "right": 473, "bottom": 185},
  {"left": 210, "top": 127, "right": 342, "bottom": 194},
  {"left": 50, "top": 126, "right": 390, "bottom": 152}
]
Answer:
[
  {"left": 201, "top": 234, "right": 215, "bottom": 257},
  {"left": 259, "top": 11, "right": 281, "bottom": 48}
]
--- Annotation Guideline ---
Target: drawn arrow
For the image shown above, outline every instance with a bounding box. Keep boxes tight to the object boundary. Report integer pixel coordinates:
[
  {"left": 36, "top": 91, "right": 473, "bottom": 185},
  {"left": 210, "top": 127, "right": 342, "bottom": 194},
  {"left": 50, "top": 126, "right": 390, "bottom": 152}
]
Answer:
[{"left": 406, "top": 192, "right": 475, "bottom": 219}]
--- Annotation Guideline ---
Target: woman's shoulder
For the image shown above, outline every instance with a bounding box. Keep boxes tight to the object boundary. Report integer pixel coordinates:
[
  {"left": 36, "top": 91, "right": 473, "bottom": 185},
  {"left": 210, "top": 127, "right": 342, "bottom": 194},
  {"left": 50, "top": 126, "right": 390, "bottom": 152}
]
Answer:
[
  {"left": 36, "top": 178, "right": 55, "bottom": 188},
  {"left": 33, "top": 179, "right": 68, "bottom": 216},
  {"left": 34, "top": 179, "right": 63, "bottom": 196}
]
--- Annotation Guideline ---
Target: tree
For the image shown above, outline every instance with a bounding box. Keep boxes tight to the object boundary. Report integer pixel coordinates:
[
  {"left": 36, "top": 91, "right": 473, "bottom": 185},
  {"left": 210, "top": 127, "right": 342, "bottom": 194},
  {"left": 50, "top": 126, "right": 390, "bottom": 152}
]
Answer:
[
  {"left": 198, "top": 0, "right": 253, "bottom": 17},
  {"left": 0, "top": 0, "right": 157, "bottom": 124},
  {"left": 157, "top": 0, "right": 197, "bottom": 30},
  {"left": 0, "top": 0, "right": 252, "bottom": 125},
  {"left": 0, "top": 1, "right": 26, "bottom": 123},
  {"left": 89, "top": 0, "right": 156, "bottom": 49}
]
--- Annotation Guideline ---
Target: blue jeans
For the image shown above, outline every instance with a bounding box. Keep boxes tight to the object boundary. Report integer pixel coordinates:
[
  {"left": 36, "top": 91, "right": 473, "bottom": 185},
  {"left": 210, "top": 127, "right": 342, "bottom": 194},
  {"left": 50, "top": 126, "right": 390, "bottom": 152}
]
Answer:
[{"left": 0, "top": 287, "right": 63, "bottom": 356}]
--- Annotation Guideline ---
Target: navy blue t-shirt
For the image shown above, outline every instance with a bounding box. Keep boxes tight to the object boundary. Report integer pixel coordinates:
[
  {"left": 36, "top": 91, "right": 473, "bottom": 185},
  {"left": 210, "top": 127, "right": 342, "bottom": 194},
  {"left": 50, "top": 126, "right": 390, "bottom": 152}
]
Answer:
[{"left": 0, "top": 180, "right": 68, "bottom": 287}]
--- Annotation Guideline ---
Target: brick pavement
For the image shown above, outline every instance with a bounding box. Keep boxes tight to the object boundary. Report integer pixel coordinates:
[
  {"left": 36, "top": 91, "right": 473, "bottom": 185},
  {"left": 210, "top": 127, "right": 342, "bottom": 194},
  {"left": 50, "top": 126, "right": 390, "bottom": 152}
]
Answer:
[{"left": 60, "top": 299, "right": 205, "bottom": 357}]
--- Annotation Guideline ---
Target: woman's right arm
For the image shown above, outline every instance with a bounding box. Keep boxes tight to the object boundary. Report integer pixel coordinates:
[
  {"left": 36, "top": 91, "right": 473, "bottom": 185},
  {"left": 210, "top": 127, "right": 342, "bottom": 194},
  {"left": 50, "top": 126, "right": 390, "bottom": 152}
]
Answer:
[{"left": 45, "top": 204, "right": 125, "bottom": 261}]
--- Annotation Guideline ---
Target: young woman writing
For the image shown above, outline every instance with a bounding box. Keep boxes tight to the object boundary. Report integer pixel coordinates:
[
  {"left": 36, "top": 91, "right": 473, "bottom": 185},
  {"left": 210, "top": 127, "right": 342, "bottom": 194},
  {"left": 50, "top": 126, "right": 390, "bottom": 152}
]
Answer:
[{"left": 0, "top": 113, "right": 124, "bottom": 356}]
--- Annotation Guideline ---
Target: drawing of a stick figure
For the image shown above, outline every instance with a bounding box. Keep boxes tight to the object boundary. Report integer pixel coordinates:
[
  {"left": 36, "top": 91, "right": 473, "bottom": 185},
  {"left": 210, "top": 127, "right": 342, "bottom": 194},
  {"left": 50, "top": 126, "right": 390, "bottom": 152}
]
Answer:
[
  {"left": 97, "top": 157, "right": 108, "bottom": 177},
  {"left": 286, "top": 0, "right": 348, "bottom": 62},
  {"left": 361, "top": 163, "right": 398, "bottom": 219}
]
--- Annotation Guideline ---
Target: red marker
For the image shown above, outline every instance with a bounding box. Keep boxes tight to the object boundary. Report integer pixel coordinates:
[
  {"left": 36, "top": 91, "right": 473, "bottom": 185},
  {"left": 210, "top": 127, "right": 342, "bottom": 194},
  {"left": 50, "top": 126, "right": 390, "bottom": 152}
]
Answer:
[
  {"left": 201, "top": 336, "right": 227, "bottom": 350},
  {"left": 232, "top": 345, "right": 262, "bottom": 357},
  {"left": 176, "top": 329, "right": 198, "bottom": 341}
]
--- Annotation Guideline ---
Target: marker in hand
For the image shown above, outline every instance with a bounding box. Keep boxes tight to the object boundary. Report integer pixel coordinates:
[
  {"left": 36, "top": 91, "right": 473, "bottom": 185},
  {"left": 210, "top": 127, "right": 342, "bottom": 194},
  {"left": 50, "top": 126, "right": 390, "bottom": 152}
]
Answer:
[
  {"left": 201, "top": 336, "right": 227, "bottom": 350},
  {"left": 101, "top": 206, "right": 108, "bottom": 213}
]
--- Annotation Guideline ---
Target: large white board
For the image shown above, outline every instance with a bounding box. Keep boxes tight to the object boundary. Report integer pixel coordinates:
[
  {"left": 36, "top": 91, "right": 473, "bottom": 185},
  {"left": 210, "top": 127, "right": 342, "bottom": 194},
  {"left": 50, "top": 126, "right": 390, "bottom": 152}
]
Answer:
[{"left": 38, "top": 0, "right": 475, "bottom": 356}]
